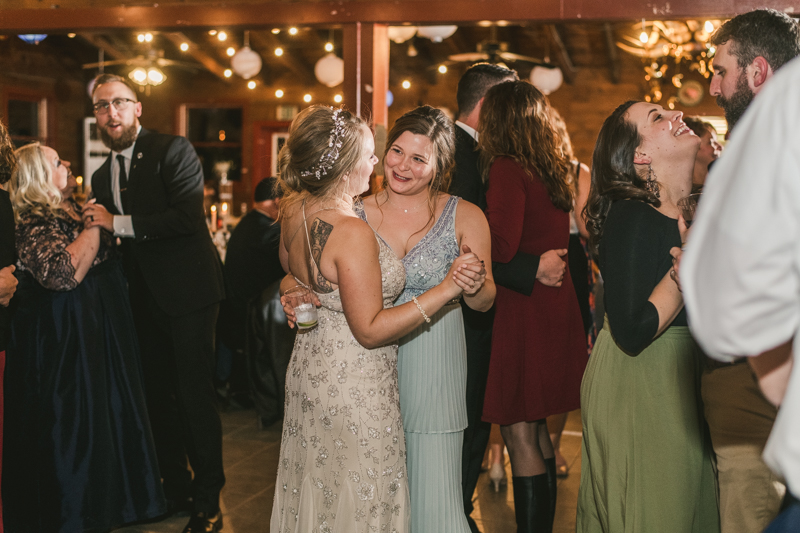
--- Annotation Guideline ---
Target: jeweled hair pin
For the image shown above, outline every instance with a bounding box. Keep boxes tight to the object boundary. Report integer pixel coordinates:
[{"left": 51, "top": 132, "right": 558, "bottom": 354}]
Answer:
[{"left": 300, "top": 108, "right": 346, "bottom": 180}]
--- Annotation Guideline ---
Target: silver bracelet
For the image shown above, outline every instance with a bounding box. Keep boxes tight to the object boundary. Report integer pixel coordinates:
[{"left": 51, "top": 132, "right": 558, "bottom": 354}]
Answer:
[{"left": 412, "top": 296, "right": 431, "bottom": 323}]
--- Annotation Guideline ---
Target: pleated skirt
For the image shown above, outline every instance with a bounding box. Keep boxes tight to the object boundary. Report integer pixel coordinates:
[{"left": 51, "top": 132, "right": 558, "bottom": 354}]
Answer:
[
  {"left": 577, "top": 323, "right": 720, "bottom": 533},
  {"left": 398, "top": 303, "right": 470, "bottom": 533}
]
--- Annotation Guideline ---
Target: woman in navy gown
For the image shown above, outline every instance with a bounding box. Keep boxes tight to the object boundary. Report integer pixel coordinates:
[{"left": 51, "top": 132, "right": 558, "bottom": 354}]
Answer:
[{"left": 3, "top": 143, "right": 165, "bottom": 532}]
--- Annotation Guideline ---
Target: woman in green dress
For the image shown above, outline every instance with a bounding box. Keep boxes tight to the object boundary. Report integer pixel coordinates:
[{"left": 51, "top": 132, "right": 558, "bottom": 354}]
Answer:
[{"left": 576, "top": 101, "right": 719, "bottom": 532}]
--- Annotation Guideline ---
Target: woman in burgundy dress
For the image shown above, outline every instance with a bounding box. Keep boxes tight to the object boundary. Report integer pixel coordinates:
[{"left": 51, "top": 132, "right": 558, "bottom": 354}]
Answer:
[{"left": 479, "top": 80, "right": 587, "bottom": 532}]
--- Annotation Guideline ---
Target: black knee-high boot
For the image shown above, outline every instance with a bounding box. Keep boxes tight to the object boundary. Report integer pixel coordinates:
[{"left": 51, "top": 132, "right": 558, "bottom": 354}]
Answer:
[
  {"left": 512, "top": 474, "right": 550, "bottom": 533},
  {"left": 544, "top": 457, "right": 557, "bottom": 532}
]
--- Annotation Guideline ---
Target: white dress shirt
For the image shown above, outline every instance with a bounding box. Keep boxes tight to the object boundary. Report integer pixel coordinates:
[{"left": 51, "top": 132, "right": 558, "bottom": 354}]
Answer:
[
  {"left": 455, "top": 120, "right": 478, "bottom": 142},
  {"left": 682, "top": 56, "right": 800, "bottom": 497},
  {"left": 110, "top": 126, "right": 141, "bottom": 237}
]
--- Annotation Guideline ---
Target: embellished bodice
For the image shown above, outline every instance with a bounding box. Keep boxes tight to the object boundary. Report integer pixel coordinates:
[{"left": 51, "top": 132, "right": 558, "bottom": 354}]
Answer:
[{"left": 356, "top": 196, "right": 460, "bottom": 306}]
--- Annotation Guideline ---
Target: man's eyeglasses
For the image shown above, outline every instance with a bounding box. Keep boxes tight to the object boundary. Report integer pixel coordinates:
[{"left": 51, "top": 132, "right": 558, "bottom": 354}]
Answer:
[{"left": 93, "top": 98, "right": 136, "bottom": 115}]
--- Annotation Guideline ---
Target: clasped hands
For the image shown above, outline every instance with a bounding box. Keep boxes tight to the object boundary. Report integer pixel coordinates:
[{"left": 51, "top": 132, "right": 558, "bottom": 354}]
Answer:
[
  {"left": 81, "top": 199, "right": 115, "bottom": 232},
  {"left": 449, "top": 244, "right": 487, "bottom": 296}
]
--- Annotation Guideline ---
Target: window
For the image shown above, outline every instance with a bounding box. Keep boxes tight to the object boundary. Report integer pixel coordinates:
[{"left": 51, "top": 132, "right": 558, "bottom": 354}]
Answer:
[{"left": 6, "top": 96, "right": 48, "bottom": 148}]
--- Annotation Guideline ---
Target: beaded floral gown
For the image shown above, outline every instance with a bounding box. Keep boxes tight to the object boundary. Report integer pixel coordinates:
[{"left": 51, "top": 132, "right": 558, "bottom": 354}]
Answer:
[{"left": 270, "top": 230, "right": 410, "bottom": 533}]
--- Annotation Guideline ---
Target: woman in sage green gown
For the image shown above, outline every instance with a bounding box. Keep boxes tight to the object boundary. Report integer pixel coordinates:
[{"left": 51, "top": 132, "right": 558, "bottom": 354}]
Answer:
[{"left": 577, "top": 101, "right": 719, "bottom": 532}]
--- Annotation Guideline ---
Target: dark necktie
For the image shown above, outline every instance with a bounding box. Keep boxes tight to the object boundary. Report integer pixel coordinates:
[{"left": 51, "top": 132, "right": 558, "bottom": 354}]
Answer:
[{"left": 117, "top": 154, "right": 129, "bottom": 214}]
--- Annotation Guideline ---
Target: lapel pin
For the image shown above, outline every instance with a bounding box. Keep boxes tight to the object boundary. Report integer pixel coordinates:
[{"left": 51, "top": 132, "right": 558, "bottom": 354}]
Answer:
[{"left": 137, "top": 152, "right": 143, "bottom": 159}]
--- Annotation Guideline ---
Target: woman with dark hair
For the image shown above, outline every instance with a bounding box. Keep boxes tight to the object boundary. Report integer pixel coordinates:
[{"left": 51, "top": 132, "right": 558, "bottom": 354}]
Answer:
[
  {"left": 683, "top": 116, "right": 722, "bottom": 190},
  {"left": 358, "top": 105, "right": 495, "bottom": 532},
  {"left": 479, "top": 80, "right": 587, "bottom": 531},
  {"left": 576, "top": 101, "right": 718, "bottom": 532},
  {"left": 4, "top": 143, "right": 165, "bottom": 532},
  {"left": 271, "top": 105, "right": 485, "bottom": 533}
]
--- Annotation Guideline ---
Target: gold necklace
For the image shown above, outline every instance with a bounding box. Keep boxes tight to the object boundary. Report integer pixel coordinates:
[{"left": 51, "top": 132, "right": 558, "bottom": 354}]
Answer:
[{"left": 384, "top": 191, "right": 427, "bottom": 213}]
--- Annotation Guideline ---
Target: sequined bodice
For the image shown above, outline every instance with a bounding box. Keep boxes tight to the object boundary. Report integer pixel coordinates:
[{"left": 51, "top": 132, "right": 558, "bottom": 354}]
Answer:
[{"left": 356, "top": 196, "right": 460, "bottom": 306}]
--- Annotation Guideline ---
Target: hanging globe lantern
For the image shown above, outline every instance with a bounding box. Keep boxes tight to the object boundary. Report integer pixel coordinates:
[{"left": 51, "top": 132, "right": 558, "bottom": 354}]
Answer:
[
  {"left": 315, "top": 53, "right": 345, "bottom": 87},
  {"left": 388, "top": 26, "right": 418, "bottom": 44},
  {"left": 529, "top": 66, "right": 563, "bottom": 95},
  {"left": 416, "top": 25, "right": 458, "bottom": 43},
  {"left": 231, "top": 46, "right": 262, "bottom": 80}
]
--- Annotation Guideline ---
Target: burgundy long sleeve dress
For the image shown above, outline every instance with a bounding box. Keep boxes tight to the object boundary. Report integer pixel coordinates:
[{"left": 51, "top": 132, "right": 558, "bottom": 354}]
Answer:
[{"left": 482, "top": 156, "right": 587, "bottom": 425}]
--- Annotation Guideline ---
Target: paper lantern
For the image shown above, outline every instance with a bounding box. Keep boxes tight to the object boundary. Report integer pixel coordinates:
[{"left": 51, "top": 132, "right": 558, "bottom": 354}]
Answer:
[
  {"left": 231, "top": 46, "right": 262, "bottom": 80},
  {"left": 530, "top": 66, "right": 563, "bottom": 95},
  {"left": 388, "top": 26, "right": 418, "bottom": 44},
  {"left": 315, "top": 53, "right": 345, "bottom": 88},
  {"left": 416, "top": 26, "right": 458, "bottom": 43}
]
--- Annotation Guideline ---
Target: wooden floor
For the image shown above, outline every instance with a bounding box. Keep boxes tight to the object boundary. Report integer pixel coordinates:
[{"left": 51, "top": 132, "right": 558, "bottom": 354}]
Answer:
[{"left": 116, "top": 406, "right": 583, "bottom": 533}]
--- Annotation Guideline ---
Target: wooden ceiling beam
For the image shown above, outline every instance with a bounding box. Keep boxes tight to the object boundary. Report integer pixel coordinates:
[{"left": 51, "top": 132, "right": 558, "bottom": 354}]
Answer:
[
  {"left": 0, "top": 0, "right": 790, "bottom": 32},
  {"left": 77, "top": 33, "right": 128, "bottom": 61},
  {"left": 548, "top": 25, "right": 577, "bottom": 84},
  {"left": 162, "top": 32, "right": 231, "bottom": 81}
]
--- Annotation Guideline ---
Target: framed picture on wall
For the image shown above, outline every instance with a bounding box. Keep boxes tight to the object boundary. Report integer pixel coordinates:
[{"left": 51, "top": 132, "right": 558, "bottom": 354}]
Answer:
[{"left": 271, "top": 132, "right": 289, "bottom": 177}]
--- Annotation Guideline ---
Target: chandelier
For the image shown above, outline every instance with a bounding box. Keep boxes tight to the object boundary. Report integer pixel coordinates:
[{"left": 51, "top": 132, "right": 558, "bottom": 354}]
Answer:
[{"left": 617, "top": 20, "right": 722, "bottom": 109}]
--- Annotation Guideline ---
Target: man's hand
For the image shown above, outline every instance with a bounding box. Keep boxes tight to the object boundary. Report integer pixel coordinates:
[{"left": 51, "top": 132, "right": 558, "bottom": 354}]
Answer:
[
  {"left": 536, "top": 248, "right": 568, "bottom": 287},
  {"left": 82, "top": 200, "right": 114, "bottom": 232},
  {"left": 0, "top": 265, "right": 18, "bottom": 307}
]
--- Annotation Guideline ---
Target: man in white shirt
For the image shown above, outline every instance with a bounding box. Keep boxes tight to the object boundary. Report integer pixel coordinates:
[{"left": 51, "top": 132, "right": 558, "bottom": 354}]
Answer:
[
  {"left": 682, "top": 51, "right": 800, "bottom": 533},
  {"left": 681, "top": 10, "right": 800, "bottom": 533}
]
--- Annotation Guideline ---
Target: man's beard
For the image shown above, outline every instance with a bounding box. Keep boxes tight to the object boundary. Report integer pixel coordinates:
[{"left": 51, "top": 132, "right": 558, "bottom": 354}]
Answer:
[
  {"left": 715, "top": 70, "right": 754, "bottom": 131},
  {"left": 98, "top": 121, "right": 138, "bottom": 152}
]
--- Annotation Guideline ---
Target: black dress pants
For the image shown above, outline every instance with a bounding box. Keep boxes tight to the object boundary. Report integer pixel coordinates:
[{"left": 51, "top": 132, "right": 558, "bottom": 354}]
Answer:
[
  {"left": 128, "top": 271, "right": 225, "bottom": 514},
  {"left": 461, "top": 302, "right": 494, "bottom": 528}
]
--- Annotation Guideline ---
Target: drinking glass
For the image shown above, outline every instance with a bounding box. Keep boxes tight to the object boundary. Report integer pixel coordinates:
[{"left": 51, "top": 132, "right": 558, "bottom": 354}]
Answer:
[
  {"left": 284, "top": 286, "right": 319, "bottom": 329},
  {"left": 677, "top": 193, "right": 702, "bottom": 228}
]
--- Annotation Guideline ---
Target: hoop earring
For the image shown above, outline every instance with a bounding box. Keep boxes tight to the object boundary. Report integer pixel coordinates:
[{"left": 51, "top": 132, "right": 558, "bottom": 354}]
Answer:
[{"left": 645, "top": 164, "right": 660, "bottom": 199}]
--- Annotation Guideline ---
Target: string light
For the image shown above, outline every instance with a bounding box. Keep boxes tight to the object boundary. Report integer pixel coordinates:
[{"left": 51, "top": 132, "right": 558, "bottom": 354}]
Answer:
[
  {"left": 438, "top": 65, "right": 448, "bottom": 73},
  {"left": 247, "top": 80, "right": 256, "bottom": 89},
  {"left": 209, "top": 30, "right": 218, "bottom": 36},
  {"left": 639, "top": 19, "right": 648, "bottom": 43},
  {"left": 289, "top": 27, "right": 298, "bottom": 35},
  {"left": 334, "top": 94, "right": 343, "bottom": 103},
  {"left": 325, "top": 42, "right": 334, "bottom": 52},
  {"left": 275, "top": 89, "right": 284, "bottom": 98},
  {"left": 303, "top": 94, "right": 312, "bottom": 102},
  {"left": 218, "top": 31, "right": 228, "bottom": 41},
  {"left": 704, "top": 20, "right": 715, "bottom": 33},
  {"left": 401, "top": 80, "right": 411, "bottom": 89},
  {"left": 226, "top": 47, "right": 236, "bottom": 57},
  {"left": 180, "top": 42, "right": 189, "bottom": 51},
  {"left": 224, "top": 69, "right": 232, "bottom": 78},
  {"left": 275, "top": 47, "right": 284, "bottom": 57},
  {"left": 144, "top": 33, "right": 153, "bottom": 42},
  {"left": 271, "top": 28, "right": 280, "bottom": 34}
]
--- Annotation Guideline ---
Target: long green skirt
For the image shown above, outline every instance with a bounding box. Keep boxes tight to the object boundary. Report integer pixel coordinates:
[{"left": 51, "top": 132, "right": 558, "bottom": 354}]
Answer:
[{"left": 577, "top": 323, "right": 720, "bottom": 533}]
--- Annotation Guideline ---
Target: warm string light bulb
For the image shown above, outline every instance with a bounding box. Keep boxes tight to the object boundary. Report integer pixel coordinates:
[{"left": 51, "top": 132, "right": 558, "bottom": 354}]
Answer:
[
  {"left": 401, "top": 80, "right": 411, "bottom": 89},
  {"left": 275, "top": 47, "right": 284, "bottom": 57},
  {"left": 303, "top": 94, "right": 312, "bottom": 102},
  {"left": 704, "top": 20, "right": 715, "bottom": 33},
  {"left": 224, "top": 69, "right": 232, "bottom": 78},
  {"left": 289, "top": 27, "right": 298, "bottom": 35},
  {"left": 275, "top": 89, "right": 284, "bottom": 98},
  {"left": 226, "top": 47, "right": 235, "bottom": 57},
  {"left": 180, "top": 42, "right": 189, "bottom": 52},
  {"left": 639, "top": 18, "right": 648, "bottom": 44},
  {"left": 247, "top": 81, "right": 256, "bottom": 89},
  {"left": 325, "top": 42, "right": 334, "bottom": 52},
  {"left": 438, "top": 65, "right": 448, "bottom": 74},
  {"left": 218, "top": 31, "right": 228, "bottom": 41},
  {"left": 334, "top": 94, "right": 343, "bottom": 103}
]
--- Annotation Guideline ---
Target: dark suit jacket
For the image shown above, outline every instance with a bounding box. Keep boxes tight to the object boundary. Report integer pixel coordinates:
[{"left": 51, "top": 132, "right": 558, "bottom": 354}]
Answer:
[
  {"left": 0, "top": 189, "right": 15, "bottom": 350},
  {"left": 449, "top": 125, "right": 539, "bottom": 295},
  {"left": 90, "top": 128, "right": 224, "bottom": 317}
]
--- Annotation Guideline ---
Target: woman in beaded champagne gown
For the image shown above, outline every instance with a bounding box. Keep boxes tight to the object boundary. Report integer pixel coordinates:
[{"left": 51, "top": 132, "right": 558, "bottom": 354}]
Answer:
[
  {"left": 359, "top": 106, "right": 495, "bottom": 532},
  {"left": 270, "top": 105, "right": 486, "bottom": 533}
]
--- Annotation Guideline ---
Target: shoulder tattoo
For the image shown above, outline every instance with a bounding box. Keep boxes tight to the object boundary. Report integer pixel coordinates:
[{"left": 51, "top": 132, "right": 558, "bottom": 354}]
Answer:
[{"left": 309, "top": 218, "right": 334, "bottom": 292}]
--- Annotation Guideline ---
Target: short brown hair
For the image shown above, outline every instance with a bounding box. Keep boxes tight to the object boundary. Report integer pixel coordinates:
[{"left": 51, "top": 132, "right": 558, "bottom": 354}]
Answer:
[
  {"left": 711, "top": 9, "right": 800, "bottom": 71},
  {"left": 0, "top": 120, "right": 16, "bottom": 185},
  {"left": 91, "top": 73, "right": 139, "bottom": 100}
]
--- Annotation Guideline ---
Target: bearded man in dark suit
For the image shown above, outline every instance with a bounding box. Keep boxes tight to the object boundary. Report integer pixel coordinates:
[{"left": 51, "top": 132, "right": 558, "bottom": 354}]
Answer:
[
  {"left": 451, "top": 63, "right": 569, "bottom": 532},
  {"left": 83, "top": 74, "right": 225, "bottom": 533}
]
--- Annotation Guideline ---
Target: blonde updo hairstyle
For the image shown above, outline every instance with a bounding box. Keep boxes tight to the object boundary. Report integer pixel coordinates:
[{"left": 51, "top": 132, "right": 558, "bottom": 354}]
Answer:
[
  {"left": 9, "top": 143, "right": 63, "bottom": 222},
  {"left": 277, "top": 105, "right": 369, "bottom": 220}
]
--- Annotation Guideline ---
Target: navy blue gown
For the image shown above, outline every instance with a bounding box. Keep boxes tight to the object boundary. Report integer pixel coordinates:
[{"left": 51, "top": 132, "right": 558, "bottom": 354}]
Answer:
[{"left": 3, "top": 207, "right": 166, "bottom": 532}]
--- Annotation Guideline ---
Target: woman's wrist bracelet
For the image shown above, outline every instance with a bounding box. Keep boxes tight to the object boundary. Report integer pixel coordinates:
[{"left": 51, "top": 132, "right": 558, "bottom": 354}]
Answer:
[{"left": 412, "top": 296, "right": 431, "bottom": 323}]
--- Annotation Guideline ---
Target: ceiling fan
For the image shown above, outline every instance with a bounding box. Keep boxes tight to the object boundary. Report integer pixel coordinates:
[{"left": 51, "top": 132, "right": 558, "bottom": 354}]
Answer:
[
  {"left": 446, "top": 26, "right": 556, "bottom": 68},
  {"left": 82, "top": 48, "right": 199, "bottom": 72}
]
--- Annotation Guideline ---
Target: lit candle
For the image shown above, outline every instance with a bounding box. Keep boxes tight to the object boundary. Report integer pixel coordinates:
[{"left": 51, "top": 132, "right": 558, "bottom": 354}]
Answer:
[
  {"left": 221, "top": 202, "right": 228, "bottom": 218},
  {"left": 210, "top": 205, "right": 217, "bottom": 230}
]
